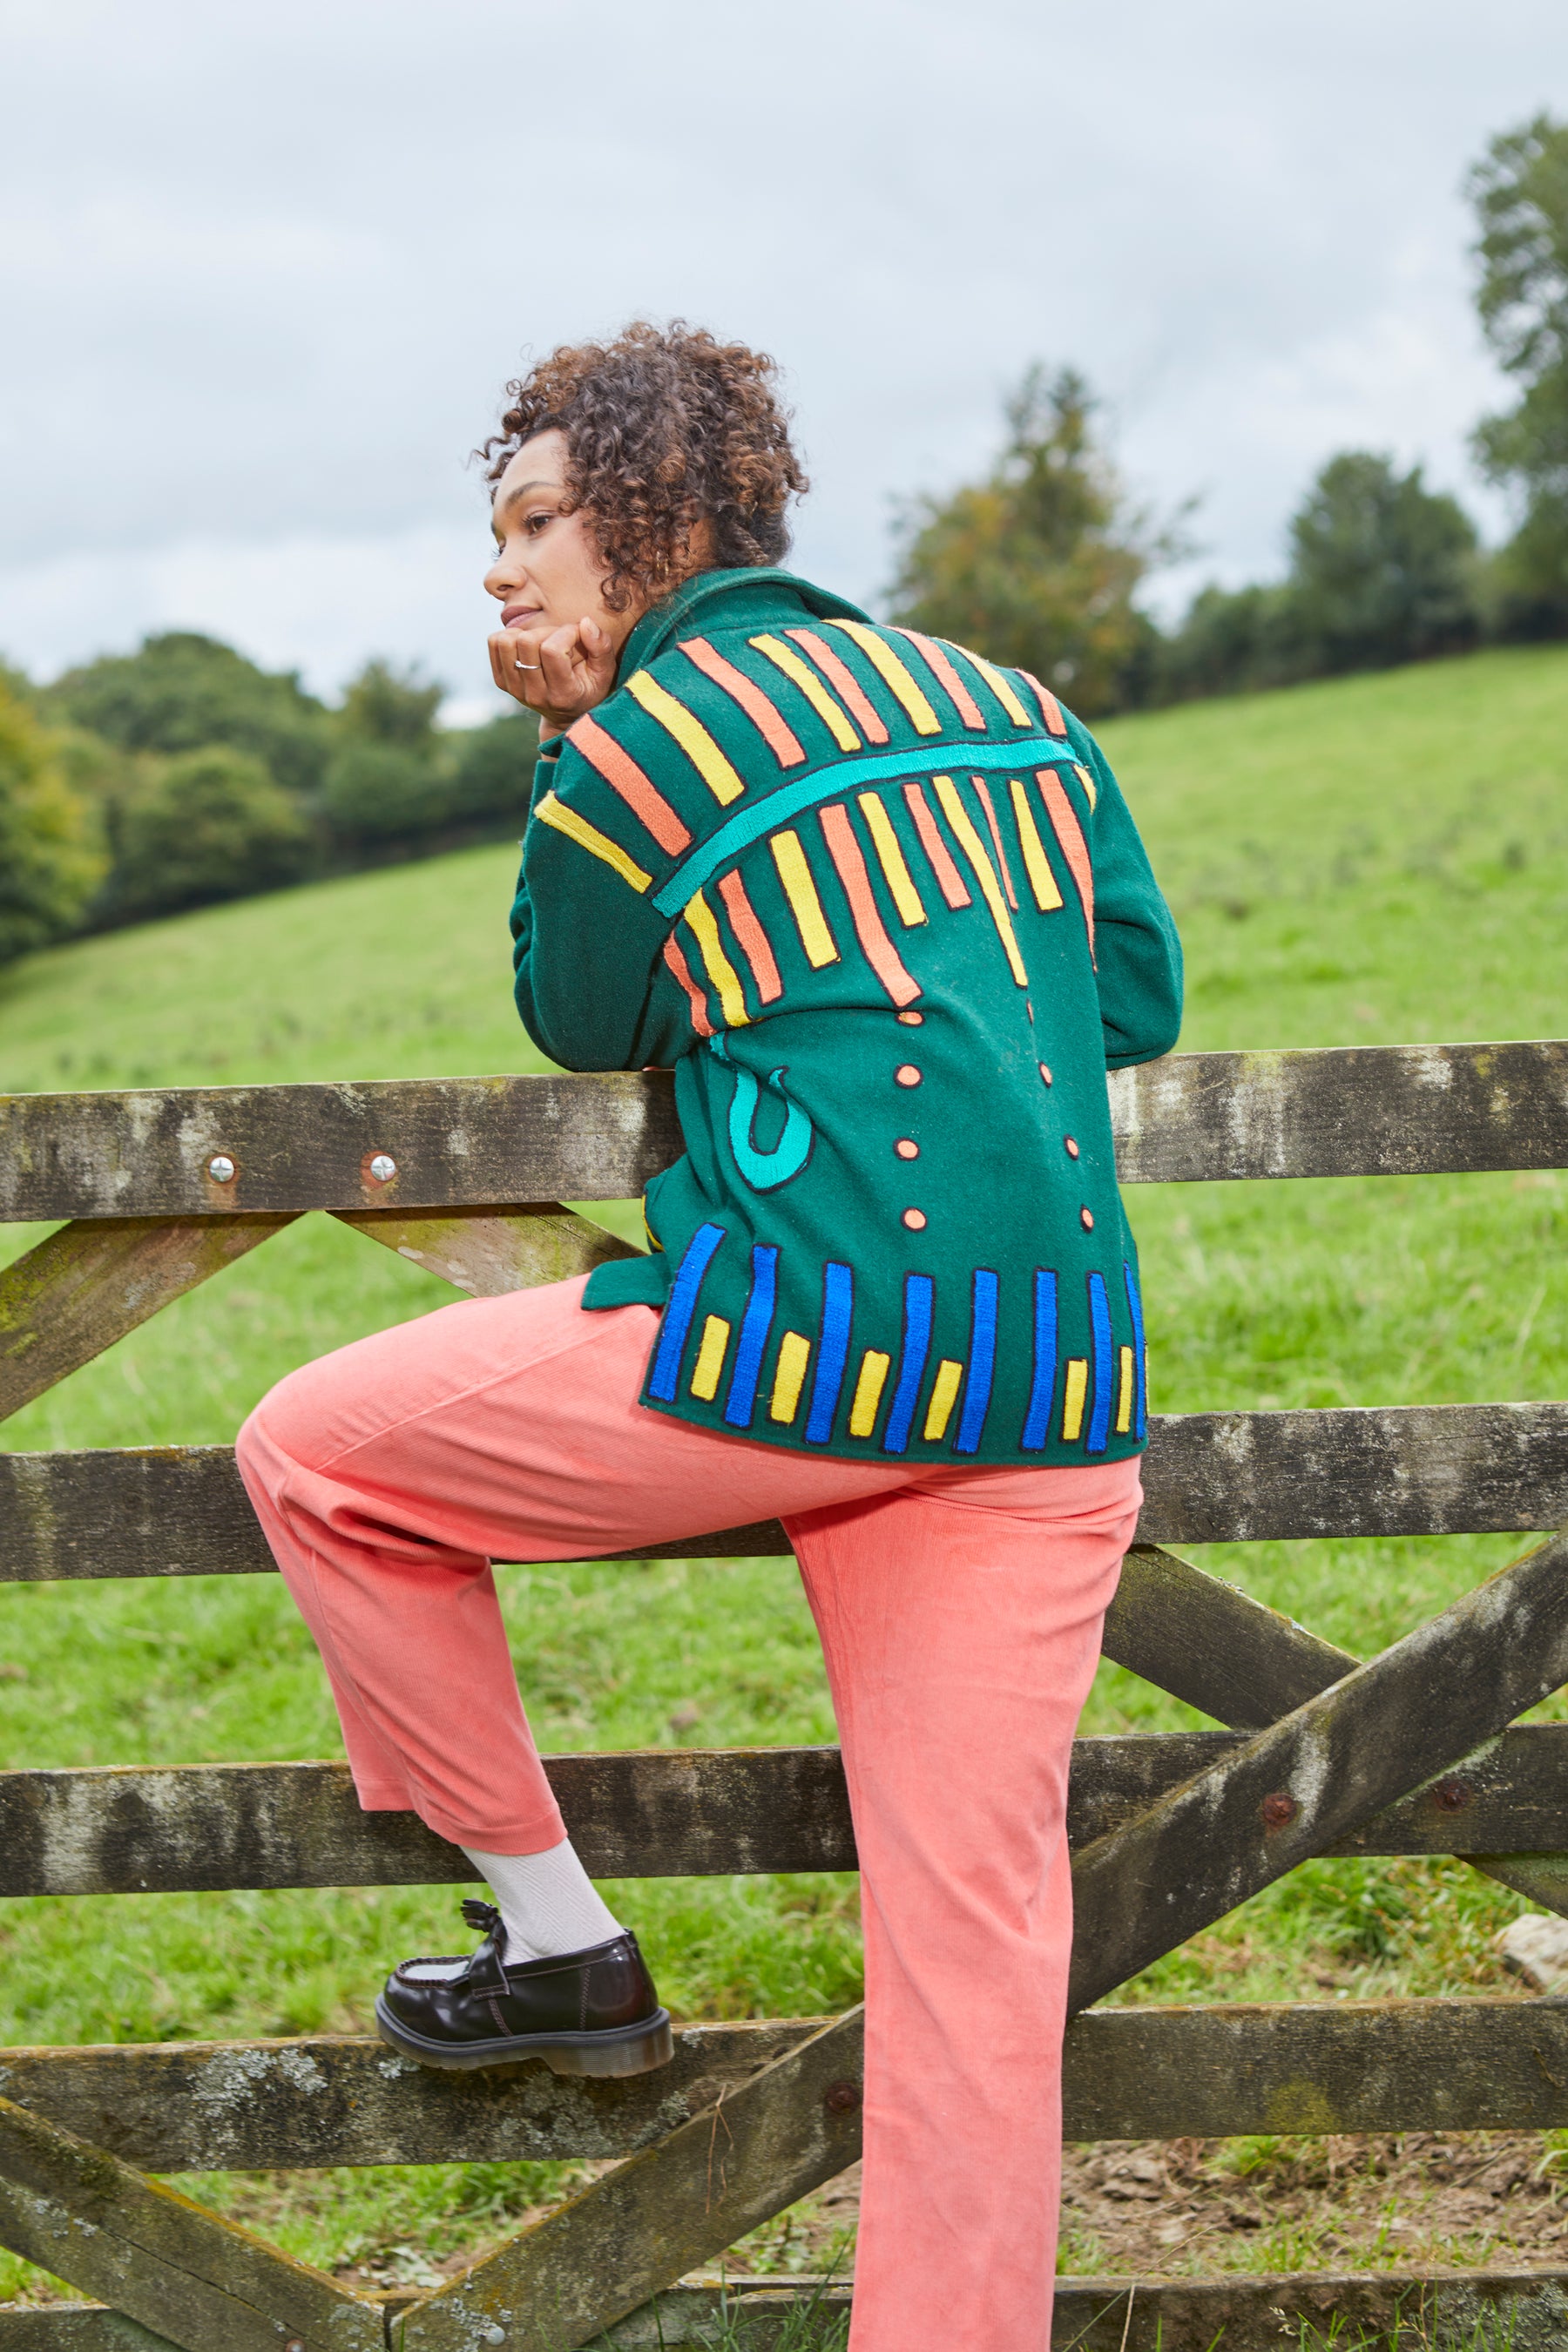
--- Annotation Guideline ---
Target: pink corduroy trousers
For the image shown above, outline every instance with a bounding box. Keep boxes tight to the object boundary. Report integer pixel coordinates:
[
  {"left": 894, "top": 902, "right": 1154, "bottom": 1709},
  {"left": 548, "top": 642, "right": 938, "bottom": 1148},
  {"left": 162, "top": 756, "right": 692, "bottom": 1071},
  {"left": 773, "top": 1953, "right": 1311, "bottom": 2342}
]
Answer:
[{"left": 235, "top": 1274, "right": 1141, "bottom": 2352}]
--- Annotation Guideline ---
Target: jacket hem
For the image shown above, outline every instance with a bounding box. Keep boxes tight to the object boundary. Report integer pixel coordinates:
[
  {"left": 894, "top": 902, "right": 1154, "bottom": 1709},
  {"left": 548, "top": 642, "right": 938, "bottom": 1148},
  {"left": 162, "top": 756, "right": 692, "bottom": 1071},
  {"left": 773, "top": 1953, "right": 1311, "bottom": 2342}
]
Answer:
[
  {"left": 630, "top": 1382, "right": 1148, "bottom": 1469},
  {"left": 582, "top": 1254, "right": 670, "bottom": 1312}
]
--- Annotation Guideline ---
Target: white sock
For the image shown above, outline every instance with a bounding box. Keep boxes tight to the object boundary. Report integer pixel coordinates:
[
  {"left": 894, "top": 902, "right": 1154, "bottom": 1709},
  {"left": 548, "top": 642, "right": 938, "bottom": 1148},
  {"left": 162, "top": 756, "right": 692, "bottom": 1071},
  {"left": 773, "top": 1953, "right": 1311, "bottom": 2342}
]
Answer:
[{"left": 462, "top": 1837, "right": 623, "bottom": 1963}]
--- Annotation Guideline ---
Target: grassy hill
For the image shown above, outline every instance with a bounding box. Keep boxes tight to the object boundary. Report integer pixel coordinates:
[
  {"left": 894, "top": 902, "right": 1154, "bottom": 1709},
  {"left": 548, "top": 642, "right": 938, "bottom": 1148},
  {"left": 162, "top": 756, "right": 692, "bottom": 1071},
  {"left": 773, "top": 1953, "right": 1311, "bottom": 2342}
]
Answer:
[{"left": 1, "top": 644, "right": 1565, "bottom": 2289}]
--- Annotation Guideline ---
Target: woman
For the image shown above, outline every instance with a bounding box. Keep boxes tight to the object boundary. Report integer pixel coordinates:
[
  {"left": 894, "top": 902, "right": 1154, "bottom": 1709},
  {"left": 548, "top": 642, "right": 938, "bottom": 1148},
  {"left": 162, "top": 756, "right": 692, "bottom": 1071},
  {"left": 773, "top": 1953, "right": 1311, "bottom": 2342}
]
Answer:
[{"left": 237, "top": 321, "right": 1181, "bottom": 2350}]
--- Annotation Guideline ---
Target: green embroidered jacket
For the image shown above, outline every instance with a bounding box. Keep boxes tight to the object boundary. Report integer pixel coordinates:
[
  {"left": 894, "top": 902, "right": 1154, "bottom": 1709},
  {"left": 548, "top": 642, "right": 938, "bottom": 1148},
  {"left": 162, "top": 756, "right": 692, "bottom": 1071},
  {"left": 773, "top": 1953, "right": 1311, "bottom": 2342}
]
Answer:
[{"left": 510, "top": 566, "right": 1182, "bottom": 1464}]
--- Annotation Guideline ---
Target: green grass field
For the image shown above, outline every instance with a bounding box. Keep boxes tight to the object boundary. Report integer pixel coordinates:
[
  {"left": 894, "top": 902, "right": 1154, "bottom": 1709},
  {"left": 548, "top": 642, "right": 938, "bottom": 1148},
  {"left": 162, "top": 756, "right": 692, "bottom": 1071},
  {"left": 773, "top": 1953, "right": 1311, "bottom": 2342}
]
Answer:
[{"left": 1, "top": 645, "right": 1566, "bottom": 2293}]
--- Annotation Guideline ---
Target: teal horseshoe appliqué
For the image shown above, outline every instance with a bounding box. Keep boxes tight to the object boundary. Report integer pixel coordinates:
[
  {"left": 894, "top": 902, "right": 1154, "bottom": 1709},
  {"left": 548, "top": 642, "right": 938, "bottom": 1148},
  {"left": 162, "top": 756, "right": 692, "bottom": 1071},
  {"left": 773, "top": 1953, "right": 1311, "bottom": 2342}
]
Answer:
[{"left": 722, "top": 1057, "right": 814, "bottom": 1193}]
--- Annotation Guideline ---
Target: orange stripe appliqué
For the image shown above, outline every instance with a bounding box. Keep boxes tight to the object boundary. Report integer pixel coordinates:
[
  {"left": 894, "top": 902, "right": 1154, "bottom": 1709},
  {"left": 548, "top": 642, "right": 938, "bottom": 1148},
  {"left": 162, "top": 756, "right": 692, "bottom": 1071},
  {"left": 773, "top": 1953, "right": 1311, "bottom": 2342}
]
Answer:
[
  {"left": 1019, "top": 669, "right": 1069, "bottom": 738},
  {"left": 718, "top": 870, "right": 782, "bottom": 1004},
  {"left": 894, "top": 629, "right": 986, "bottom": 729},
  {"left": 1035, "top": 768, "right": 1095, "bottom": 963},
  {"left": 569, "top": 714, "right": 692, "bottom": 855},
  {"left": 818, "top": 803, "right": 922, "bottom": 1007},
  {"left": 902, "top": 780, "right": 971, "bottom": 909},
  {"left": 678, "top": 638, "right": 806, "bottom": 767},
  {"left": 973, "top": 777, "right": 1019, "bottom": 911},
  {"left": 663, "top": 934, "right": 714, "bottom": 1035},
  {"left": 785, "top": 629, "right": 890, "bottom": 745}
]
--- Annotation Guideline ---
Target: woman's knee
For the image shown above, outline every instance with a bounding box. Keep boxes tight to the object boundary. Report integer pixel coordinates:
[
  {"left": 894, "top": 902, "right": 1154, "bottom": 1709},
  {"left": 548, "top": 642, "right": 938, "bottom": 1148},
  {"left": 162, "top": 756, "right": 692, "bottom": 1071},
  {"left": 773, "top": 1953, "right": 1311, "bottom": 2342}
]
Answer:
[{"left": 236, "top": 1355, "right": 340, "bottom": 1496}]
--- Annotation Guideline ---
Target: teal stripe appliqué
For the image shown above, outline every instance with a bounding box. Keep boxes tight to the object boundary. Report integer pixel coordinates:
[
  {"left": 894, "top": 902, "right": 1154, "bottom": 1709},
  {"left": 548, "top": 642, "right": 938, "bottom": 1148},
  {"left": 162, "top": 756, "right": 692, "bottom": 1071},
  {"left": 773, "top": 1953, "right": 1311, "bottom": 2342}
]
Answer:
[{"left": 651, "top": 733, "right": 1071, "bottom": 914}]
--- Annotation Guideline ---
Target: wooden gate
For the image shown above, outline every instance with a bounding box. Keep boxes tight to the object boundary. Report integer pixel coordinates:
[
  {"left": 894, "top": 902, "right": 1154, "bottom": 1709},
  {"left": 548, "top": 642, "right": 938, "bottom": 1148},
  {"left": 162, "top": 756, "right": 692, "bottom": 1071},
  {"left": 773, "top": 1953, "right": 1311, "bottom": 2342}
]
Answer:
[{"left": 2, "top": 1040, "right": 1566, "bottom": 2352}]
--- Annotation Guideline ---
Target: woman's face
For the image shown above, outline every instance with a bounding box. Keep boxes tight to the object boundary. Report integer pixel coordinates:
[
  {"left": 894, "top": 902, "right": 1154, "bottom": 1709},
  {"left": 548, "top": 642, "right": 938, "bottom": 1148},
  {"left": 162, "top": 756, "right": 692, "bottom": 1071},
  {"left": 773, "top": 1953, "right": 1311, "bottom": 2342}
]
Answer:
[{"left": 483, "top": 429, "right": 639, "bottom": 652}]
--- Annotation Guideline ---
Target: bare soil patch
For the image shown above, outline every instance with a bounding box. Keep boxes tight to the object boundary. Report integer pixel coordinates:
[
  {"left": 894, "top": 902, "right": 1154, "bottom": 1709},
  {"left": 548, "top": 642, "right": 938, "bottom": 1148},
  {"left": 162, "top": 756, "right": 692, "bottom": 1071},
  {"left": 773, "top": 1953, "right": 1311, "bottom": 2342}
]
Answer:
[{"left": 732, "top": 2133, "right": 1568, "bottom": 2282}]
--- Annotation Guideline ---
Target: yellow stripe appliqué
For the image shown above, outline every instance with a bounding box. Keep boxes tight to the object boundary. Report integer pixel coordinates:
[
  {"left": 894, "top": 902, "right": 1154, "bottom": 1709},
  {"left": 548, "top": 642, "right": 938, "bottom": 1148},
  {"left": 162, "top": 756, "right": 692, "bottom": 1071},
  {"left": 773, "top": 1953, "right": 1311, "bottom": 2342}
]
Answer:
[
  {"left": 923, "top": 1359, "right": 963, "bottom": 1443},
  {"left": 848, "top": 1349, "right": 892, "bottom": 1437},
  {"left": 532, "top": 792, "right": 652, "bottom": 893},
  {"left": 1010, "top": 777, "right": 1064, "bottom": 911},
  {"left": 750, "top": 635, "right": 862, "bottom": 752},
  {"left": 770, "top": 1331, "right": 813, "bottom": 1423},
  {"left": 690, "top": 1315, "right": 731, "bottom": 1401},
  {"left": 1116, "top": 1346, "right": 1135, "bottom": 1436},
  {"left": 857, "top": 794, "right": 928, "bottom": 925},
  {"left": 1074, "top": 760, "right": 1098, "bottom": 811},
  {"left": 932, "top": 776, "right": 1028, "bottom": 985},
  {"left": 827, "top": 620, "right": 941, "bottom": 734},
  {"left": 770, "top": 830, "right": 839, "bottom": 967},
  {"left": 625, "top": 671, "right": 744, "bottom": 806},
  {"left": 960, "top": 647, "right": 1032, "bottom": 727},
  {"left": 1062, "top": 1359, "right": 1089, "bottom": 1443},
  {"left": 683, "top": 889, "right": 750, "bottom": 1026}
]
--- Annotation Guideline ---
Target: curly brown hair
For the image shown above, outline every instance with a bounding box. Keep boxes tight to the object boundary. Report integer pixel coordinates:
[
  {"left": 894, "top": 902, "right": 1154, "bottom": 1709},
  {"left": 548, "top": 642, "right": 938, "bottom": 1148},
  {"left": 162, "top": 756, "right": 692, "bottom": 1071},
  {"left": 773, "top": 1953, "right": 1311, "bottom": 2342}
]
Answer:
[{"left": 479, "top": 321, "right": 808, "bottom": 613}]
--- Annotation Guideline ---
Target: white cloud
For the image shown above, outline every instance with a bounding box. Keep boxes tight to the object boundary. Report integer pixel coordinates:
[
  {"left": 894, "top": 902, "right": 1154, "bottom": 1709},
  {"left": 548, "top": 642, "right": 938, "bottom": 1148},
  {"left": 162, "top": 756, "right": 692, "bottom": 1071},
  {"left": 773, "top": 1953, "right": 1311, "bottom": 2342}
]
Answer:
[
  {"left": 2, "top": 0, "right": 1563, "bottom": 700},
  {"left": 0, "top": 523, "right": 502, "bottom": 709}
]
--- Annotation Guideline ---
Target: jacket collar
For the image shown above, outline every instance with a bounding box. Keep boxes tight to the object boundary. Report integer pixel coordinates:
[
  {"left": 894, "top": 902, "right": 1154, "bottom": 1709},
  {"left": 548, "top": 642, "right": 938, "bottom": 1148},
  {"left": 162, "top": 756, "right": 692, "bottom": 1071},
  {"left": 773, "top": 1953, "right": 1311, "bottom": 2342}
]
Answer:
[{"left": 615, "top": 566, "right": 873, "bottom": 681}]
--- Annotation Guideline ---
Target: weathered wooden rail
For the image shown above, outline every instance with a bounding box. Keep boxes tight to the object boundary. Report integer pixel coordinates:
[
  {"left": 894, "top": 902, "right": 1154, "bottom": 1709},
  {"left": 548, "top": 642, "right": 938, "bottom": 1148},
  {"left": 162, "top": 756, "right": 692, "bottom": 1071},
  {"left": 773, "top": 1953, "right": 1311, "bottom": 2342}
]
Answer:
[{"left": 1, "top": 1039, "right": 1565, "bottom": 2350}]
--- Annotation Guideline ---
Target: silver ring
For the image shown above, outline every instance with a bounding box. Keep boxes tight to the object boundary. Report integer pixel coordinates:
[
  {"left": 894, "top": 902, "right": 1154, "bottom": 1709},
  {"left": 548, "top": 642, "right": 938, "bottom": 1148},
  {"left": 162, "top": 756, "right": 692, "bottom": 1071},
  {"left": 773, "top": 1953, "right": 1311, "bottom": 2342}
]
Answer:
[{"left": 514, "top": 659, "right": 540, "bottom": 671}]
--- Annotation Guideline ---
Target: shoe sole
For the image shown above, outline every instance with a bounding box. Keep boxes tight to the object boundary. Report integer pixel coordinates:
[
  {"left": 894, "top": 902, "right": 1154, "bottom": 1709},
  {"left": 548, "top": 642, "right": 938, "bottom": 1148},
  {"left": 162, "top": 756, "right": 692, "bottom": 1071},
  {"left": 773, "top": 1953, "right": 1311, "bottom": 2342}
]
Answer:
[{"left": 374, "top": 1994, "right": 675, "bottom": 2077}]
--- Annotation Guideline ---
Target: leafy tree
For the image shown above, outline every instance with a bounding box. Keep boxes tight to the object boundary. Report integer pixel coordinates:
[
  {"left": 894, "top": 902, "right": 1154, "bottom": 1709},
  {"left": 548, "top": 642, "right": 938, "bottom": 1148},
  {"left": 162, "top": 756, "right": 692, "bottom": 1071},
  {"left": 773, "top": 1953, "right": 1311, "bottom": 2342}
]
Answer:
[
  {"left": 1156, "top": 582, "right": 1308, "bottom": 704},
  {"left": 44, "top": 632, "right": 332, "bottom": 795},
  {"left": 320, "top": 740, "right": 454, "bottom": 845},
  {"left": 1286, "top": 452, "right": 1479, "bottom": 672},
  {"left": 889, "top": 366, "right": 1178, "bottom": 714},
  {"left": 49, "top": 723, "right": 143, "bottom": 815},
  {"left": 323, "top": 669, "right": 534, "bottom": 848},
  {"left": 321, "top": 659, "right": 461, "bottom": 847},
  {"left": 103, "top": 747, "right": 315, "bottom": 923},
  {"left": 442, "top": 711, "right": 538, "bottom": 825},
  {"left": 339, "top": 659, "right": 444, "bottom": 750},
  {"left": 1159, "top": 454, "right": 1477, "bottom": 702},
  {"left": 0, "top": 691, "right": 106, "bottom": 965},
  {"left": 1468, "top": 112, "right": 1568, "bottom": 635}
]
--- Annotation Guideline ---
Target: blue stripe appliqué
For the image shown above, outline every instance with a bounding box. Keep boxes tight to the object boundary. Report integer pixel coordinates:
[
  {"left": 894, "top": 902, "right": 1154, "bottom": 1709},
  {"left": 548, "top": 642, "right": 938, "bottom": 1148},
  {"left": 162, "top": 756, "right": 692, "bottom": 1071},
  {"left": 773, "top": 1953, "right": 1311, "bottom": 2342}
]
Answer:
[
  {"left": 652, "top": 733, "right": 1070, "bottom": 914},
  {"left": 805, "top": 1260, "right": 855, "bottom": 1443},
  {"left": 882, "top": 1273, "right": 935, "bottom": 1456},
  {"left": 1021, "top": 1268, "right": 1058, "bottom": 1450},
  {"left": 1123, "top": 1260, "right": 1148, "bottom": 1443},
  {"left": 954, "top": 1268, "right": 999, "bottom": 1455},
  {"left": 1086, "top": 1272, "right": 1113, "bottom": 1454},
  {"left": 724, "top": 1244, "right": 779, "bottom": 1429},
  {"left": 648, "top": 1222, "right": 726, "bottom": 1401}
]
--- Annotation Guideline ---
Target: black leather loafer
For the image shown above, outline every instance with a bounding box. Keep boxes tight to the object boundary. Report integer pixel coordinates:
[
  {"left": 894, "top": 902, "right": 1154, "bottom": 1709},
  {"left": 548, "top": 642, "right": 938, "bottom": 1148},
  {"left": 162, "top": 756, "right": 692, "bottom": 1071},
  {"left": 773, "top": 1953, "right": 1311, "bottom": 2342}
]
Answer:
[{"left": 375, "top": 1899, "right": 673, "bottom": 2076}]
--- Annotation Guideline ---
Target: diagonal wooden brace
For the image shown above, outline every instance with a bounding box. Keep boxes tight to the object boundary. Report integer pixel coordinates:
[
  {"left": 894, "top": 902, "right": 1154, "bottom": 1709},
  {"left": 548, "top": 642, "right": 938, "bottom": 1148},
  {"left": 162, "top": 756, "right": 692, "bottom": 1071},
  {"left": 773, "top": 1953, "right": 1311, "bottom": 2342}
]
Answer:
[
  {"left": 397, "top": 2008, "right": 865, "bottom": 2352},
  {"left": 334, "top": 1200, "right": 637, "bottom": 1298},
  {"left": 1103, "top": 1544, "right": 1355, "bottom": 1727},
  {"left": 0, "top": 2094, "right": 382, "bottom": 2352},
  {"left": 1070, "top": 1531, "right": 1568, "bottom": 2012},
  {"left": 0, "top": 1217, "right": 295, "bottom": 1425},
  {"left": 0, "top": 1194, "right": 629, "bottom": 1431},
  {"left": 1108, "top": 1544, "right": 1568, "bottom": 1918}
]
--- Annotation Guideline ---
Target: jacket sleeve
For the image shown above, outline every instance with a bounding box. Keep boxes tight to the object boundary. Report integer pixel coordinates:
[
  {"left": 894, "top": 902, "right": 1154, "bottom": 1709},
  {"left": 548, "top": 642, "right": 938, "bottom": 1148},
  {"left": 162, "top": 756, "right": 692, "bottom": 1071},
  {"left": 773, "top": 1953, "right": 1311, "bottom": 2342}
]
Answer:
[
  {"left": 1072, "top": 726, "right": 1184, "bottom": 1071},
  {"left": 510, "top": 740, "right": 692, "bottom": 1072}
]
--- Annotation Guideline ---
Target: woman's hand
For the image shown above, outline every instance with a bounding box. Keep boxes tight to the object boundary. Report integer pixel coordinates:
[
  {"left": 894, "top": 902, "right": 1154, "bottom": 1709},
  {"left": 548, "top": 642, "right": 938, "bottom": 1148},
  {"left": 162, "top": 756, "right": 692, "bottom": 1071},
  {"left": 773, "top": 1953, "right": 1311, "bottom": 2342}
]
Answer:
[{"left": 488, "top": 614, "right": 618, "bottom": 736}]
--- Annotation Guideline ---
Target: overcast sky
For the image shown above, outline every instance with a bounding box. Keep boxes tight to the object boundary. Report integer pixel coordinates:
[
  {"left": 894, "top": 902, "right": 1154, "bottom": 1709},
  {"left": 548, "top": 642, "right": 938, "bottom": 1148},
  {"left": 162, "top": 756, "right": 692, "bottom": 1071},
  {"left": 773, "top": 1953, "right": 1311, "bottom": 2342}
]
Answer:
[{"left": 3, "top": 0, "right": 1566, "bottom": 721}]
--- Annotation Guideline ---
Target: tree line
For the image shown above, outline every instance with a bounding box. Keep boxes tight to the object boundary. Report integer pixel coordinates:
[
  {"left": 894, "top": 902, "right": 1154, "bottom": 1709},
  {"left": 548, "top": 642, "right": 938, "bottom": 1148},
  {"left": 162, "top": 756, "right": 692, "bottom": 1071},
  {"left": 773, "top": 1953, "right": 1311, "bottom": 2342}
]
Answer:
[
  {"left": 3, "top": 112, "right": 1565, "bottom": 970},
  {"left": 0, "top": 636, "right": 537, "bottom": 968},
  {"left": 892, "top": 113, "right": 1568, "bottom": 713}
]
